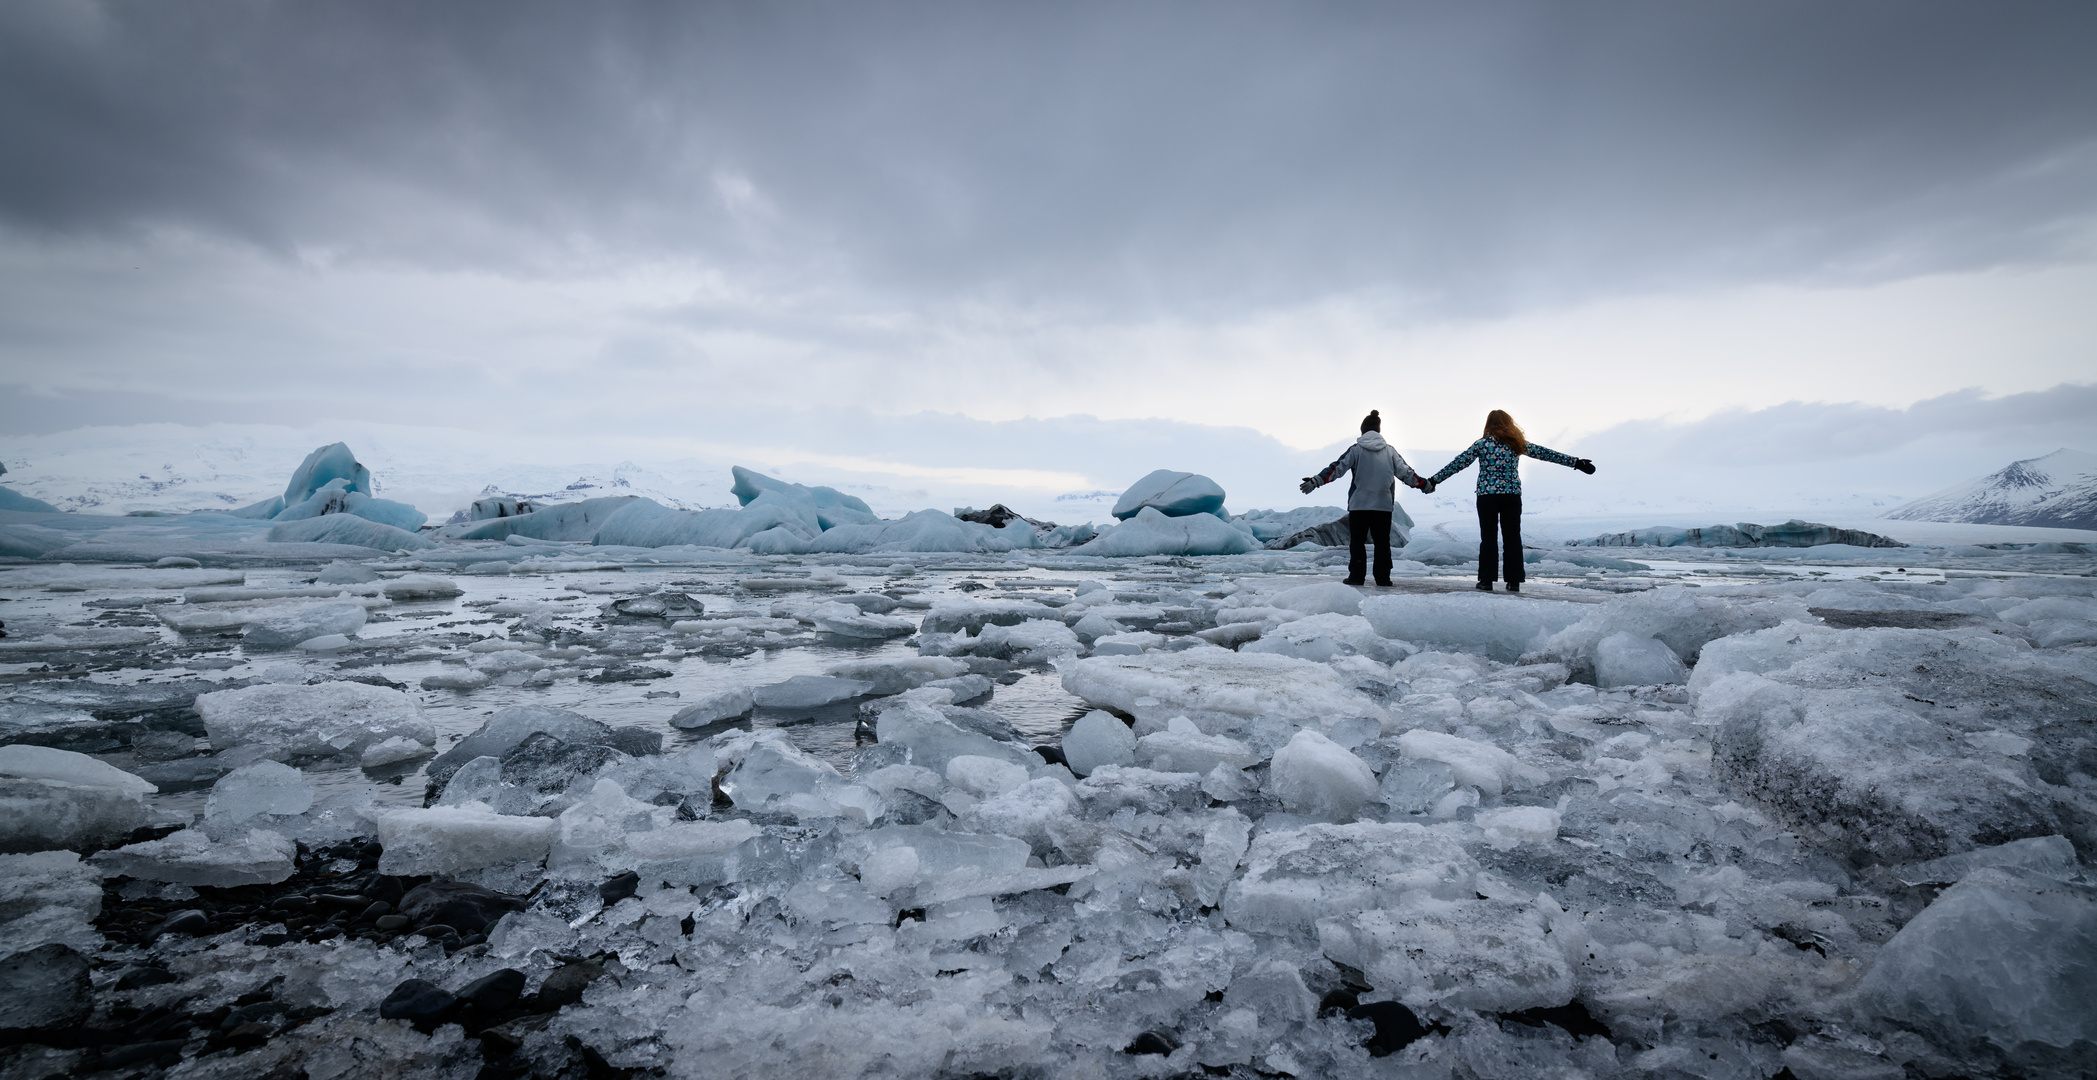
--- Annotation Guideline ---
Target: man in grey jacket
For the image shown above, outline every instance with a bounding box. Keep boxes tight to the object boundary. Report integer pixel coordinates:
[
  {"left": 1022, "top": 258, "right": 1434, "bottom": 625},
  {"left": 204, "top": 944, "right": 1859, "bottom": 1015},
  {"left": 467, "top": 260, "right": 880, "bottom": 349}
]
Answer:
[{"left": 1301, "top": 410, "right": 1432, "bottom": 587}]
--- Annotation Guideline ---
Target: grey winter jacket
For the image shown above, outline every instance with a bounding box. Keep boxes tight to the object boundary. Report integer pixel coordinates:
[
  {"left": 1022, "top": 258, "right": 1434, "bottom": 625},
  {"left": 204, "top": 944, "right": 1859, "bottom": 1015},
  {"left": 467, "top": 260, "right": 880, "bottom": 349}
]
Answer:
[{"left": 1313, "top": 431, "right": 1420, "bottom": 512}]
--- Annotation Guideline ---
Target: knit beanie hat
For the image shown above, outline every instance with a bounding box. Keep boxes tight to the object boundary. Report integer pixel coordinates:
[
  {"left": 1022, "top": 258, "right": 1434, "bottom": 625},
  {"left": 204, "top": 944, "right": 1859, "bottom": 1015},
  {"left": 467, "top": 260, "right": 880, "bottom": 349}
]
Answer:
[{"left": 1360, "top": 409, "right": 1381, "bottom": 433}]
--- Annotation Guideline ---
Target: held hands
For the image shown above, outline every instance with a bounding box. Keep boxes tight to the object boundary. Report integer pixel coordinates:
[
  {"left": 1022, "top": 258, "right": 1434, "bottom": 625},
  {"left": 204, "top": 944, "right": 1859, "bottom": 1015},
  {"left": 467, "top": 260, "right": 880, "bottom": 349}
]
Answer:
[
  {"left": 1415, "top": 477, "right": 1436, "bottom": 494},
  {"left": 1574, "top": 459, "right": 1596, "bottom": 475},
  {"left": 1299, "top": 477, "right": 1318, "bottom": 494}
]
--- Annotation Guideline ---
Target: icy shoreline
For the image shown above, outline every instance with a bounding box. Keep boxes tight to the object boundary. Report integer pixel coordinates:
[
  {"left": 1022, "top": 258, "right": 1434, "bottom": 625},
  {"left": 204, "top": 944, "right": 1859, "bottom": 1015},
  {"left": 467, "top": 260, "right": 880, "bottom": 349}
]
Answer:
[{"left": 2, "top": 538, "right": 2094, "bottom": 1079}]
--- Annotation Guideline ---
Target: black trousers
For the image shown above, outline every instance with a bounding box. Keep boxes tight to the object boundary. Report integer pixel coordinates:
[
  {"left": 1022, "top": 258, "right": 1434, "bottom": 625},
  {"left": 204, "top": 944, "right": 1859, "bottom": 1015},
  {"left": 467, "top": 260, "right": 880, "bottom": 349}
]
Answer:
[
  {"left": 1476, "top": 494, "right": 1524, "bottom": 584},
  {"left": 1347, "top": 509, "right": 1393, "bottom": 585}
]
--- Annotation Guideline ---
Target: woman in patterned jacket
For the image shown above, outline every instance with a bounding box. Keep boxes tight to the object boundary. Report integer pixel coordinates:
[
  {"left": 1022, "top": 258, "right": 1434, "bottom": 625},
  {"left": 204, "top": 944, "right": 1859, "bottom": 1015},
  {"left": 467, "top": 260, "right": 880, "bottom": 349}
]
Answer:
[{"left": 1427, "top": 410, "right": 1595, "bottom": 592}]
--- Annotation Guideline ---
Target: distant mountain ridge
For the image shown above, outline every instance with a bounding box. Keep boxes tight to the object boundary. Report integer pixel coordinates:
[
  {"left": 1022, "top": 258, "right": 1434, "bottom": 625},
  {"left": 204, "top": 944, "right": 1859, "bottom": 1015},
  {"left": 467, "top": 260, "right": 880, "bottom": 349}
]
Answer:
[{"left": 1883, "top": 449, "right": 2097, "bottom": 530}]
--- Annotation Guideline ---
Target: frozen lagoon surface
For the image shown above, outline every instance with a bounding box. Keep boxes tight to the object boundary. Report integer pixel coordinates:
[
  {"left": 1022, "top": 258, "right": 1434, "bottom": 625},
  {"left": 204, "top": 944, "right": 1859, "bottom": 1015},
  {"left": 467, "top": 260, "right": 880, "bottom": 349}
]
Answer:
[{"left": 2, "top": 534, "right": 2094, "bottom": 1080}]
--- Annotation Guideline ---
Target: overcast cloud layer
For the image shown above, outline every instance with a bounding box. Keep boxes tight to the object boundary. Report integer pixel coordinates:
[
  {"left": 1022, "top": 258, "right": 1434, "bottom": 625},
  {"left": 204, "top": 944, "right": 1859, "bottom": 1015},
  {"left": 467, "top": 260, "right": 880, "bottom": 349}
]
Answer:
[{"left": 1, "top": 1, "right": 2093, "bottom": 509}]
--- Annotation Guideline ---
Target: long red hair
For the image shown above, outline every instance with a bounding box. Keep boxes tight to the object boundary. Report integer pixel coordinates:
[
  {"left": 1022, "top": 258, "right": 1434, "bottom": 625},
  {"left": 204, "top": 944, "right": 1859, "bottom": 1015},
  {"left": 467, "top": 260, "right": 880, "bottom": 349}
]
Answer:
[{"left": 1483, "top": 410, "right": 1525, "bottom": 453}]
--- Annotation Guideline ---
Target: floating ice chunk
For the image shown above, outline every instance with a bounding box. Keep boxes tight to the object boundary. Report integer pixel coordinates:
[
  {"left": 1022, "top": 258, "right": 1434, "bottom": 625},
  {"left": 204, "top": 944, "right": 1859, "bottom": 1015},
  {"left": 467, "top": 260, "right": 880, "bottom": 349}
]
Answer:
[
  {"left": 1361, "top": 593, "right": 1587, "bottom": 662},
  {"left": 241, "top": 600, "right": 368, "bottom": 648},
  {"left": 970, "top": 619, "right": 1081, "bottom": 663},
  {"left": 1076, "top": 506, "right": 1259, "bottom": 556},
  {"left": 352, "top": 733, "right": 425, "bottom": 767},
  {"left": 858, "top": 845, "right": 921, "bottom": 898},
  {"left": 1111, "top": 469, "right": 1228, "bottom": 519},
  {"left": 0, "top": 851, "right": 103, "bottom": 953},
  {"left": 1269, "top": 728, "right": 1378, "bottom": 822},
  {"left": 0, "top": 744, "right": 156, "bottom": 796},
  {"left": 1089, "top": 631, "right": 1162, "bottom": 656},
  {"left": 425, "top": 705, "right": 616, "bottom": 787},
  {"left": 1073, "top": 765, "right": 1207, "bottom": 815},
  {"left": 920, "top": 598, "right": 1060, "bottom": 635},
  {"left": 962, "top": 777, "right": 1077, "bottom": 850},
  {"left": 1242, "top": 613, "right": 1410, "bottom": 664},
  {"left": 551, "top": 779, "right": 671, "bottom": 871},
  {"left": 1318, "top": 897, "right": 1574, "bottom": 1011},
  {"left": 823, "top": 657, "right": 967, "bottom": 696},
  {"left": 1379, "top": 758, "right": 1456, "bottom": 814},
  {"left": 1895, "top": 835, "right": 2080, "bottom": 886},
  {"left": 205, "top": 761, "right": 315, "bottom": 826},
  {"left": 375, "top": 807, "right": 558, "bottom": 876},
  {"left": 92, "top": 827, "right": 297, "bottom": 886},
  {"left": 628, "top": 820, "right": 761, "bottom": 882},
  {"left": 811, "top": 601, "right": 917, "bottom": 639},
  {"left": 1269, "top": 582, "right": 1364, "bottom": 616},
  {"left": 946, "top": 755, "right": 1031, "bottom": 799},
  {"left": 1061, "top": 650, "right": 1387, "bottom": 732},
  {"left": 1396, "top": 729, "right": 1544, "bottom": 796},
  {"left": 1193, "top": 810, "right": 1252, "bottom": 907},
  {"left": 1137, "top": 717, "right": 1262, "bottom": 774},
  {"left": 1223, "top": 823, "right": 1479, "bottom": 935},
  {"left": 1202, "top": 762, "right": 1258, "bottom": 802},
  {"left": 1059, "top": 710, "right": 1136, "bottom": 777},
  {"left": 296, "top": 633, "right": 353, "bottom": 652},
  {"left": 197, "top": 681, "right": 432, "bottom": 760},
  {"left": 752, "top": 675, "right": 875, "bottom": 709},
  {"left": 421, "top": 668, "right": 491, "bottom": 691},
  {"left": 1857, "top": 868, "right": 2097, "bottom": 1054},
  {"left": 1696, "top": 624, "right": 2083, "bottom": 863},
  {"left": 315, "top": 559, "right": 378, "bottom": 584},
  {"left": 721, "top": 741, "right": 841, "bottom": 809},
  {"left": 1593, "top": 631, "right": 1689, "bottom": 687},
  {"left": 1533, "top": 587, "right": 1812, "bottom": 680},
  {"left": 670, "top": 688, "right": 754, "bottom": 728},
  {"left": 470, "top": 650, "right": 546, "bottom": 673},
  {"left": 1474, "top": 805, "right": 1561, "bottom": 849},
  {"left": 1069, "top": 612, "right": 1125, "bottom": 645},
  {"left": 382, "top": 575, "right": 463, "bottom": 600},
  {"left": 0, "top": 746, "right": 154, "bottom": 854},
  {"left": 873, "top": 699, "right": 1033, "bottom": 772}
]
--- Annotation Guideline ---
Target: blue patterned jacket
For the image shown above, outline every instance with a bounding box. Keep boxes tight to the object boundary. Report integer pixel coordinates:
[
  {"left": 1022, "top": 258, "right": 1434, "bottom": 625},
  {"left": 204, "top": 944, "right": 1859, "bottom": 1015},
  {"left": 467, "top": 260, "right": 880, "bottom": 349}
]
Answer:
[{"left": 1430, "top": 437, "right": 1580, "bottom": 496}]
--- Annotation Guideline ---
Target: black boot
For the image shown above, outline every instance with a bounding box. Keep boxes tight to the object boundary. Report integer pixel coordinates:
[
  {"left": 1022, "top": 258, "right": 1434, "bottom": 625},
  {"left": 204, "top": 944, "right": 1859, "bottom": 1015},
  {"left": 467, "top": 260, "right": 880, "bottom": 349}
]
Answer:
[
  {"left": 1475, "top": 581, "right": 1492, "bottom": 592},
  {"left": 1506, "top": 582, "right": 1521, "bottom": 593}
]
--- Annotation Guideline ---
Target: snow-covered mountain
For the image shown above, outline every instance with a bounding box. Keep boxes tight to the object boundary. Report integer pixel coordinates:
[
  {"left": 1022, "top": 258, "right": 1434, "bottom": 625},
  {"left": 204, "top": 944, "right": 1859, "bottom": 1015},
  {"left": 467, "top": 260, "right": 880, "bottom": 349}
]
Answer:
[{"left": 1883, "top": 448, "right": 2097, "bottom": 530}]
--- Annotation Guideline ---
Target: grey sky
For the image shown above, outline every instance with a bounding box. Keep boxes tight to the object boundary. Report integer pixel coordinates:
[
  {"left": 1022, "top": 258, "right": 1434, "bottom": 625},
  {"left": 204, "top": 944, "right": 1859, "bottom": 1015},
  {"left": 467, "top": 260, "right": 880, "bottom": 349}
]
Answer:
[{"left": 1, "top": 1, "right": 2093, "bottom": 505}]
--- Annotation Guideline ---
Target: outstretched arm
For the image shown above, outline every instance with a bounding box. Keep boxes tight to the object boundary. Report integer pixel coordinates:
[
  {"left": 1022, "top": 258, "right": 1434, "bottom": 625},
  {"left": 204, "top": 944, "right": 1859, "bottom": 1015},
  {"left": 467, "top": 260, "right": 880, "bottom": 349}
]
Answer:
[
  {"left": 1525, "top": 443, "right": 1593, "bottom": 472},
  {"left": 1301, "top": 449, "right": 1355, "bottom": 493},
  {"left": 1428, "top": 440, "right": 1484, "bottom": 485}
]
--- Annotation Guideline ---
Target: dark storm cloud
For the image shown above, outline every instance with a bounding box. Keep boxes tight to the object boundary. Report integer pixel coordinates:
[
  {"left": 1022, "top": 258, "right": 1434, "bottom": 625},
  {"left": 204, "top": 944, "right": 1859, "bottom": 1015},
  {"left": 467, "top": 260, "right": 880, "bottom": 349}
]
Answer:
[{"left": 3, "top": 0, "right": 2094, "bottom": 315}]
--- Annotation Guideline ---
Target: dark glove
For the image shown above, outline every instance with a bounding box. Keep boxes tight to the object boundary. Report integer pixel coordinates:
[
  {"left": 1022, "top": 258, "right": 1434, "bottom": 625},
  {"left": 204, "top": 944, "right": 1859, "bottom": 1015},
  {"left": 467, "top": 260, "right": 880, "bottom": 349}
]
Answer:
[
  {"left": 1299, "top": 477, "right": 1318, "bottom": 494},
  {"left": 1575, "top": 459, "right": 1596, "bottom": 475},
  {"left": 1417, "top": 478, "right": 1436, "bottom": 494}
]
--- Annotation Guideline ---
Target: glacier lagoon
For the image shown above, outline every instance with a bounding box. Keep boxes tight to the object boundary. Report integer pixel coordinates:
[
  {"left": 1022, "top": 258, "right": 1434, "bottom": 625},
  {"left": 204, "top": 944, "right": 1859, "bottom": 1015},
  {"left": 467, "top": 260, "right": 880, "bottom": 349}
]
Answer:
[{"left": 1, "top": 461, "right": 2095, "bottom": 1080}]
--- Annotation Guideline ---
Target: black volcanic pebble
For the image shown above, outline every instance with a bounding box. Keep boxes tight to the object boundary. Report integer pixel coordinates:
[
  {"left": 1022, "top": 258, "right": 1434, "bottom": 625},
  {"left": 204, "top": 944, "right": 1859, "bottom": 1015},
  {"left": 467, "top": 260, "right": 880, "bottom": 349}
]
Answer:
[
  {"left": 1349, "top": 1000, "right": 1432, "bottom": 1056},
  {"left": 458, "top": 968, "right": 527, "bottom": 1011},
  {"left": 598, "top": 870, "right": 640, "bottom": 904},
  {"left": 398, "top": 881, "right": 525, "bottom": 934},
  {"left": 149, "top": 909, "right": 212, "bottom": 940},
  {"left": 0, "top": 944, "right": 93, "bottom": 1028},
  {"left": 115, "top": 965, "right": 181, "bottom": 990},
  {"left": 1125, "top": 1030, "right": 1181, "bottom": 1055},
  {"left": 380, "top": 978, "right": 458, "bottom": 1024},
  {"left": 534, "top": 962, "right": 606, "bottom": 1010}
]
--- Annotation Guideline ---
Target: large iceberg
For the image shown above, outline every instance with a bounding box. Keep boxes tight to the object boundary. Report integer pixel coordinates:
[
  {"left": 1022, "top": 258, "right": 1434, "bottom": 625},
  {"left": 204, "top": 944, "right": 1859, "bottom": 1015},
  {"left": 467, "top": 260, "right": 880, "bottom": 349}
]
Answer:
[
  {"left": 1076, "top": 506, "right": 1260, "bottom": 557},
  {"left": 1111, "top": 469, "right": 1229, "bottom": 519}
]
